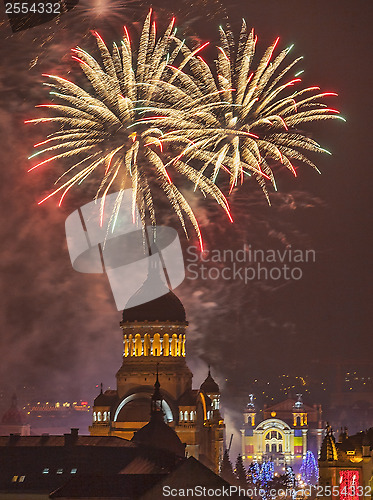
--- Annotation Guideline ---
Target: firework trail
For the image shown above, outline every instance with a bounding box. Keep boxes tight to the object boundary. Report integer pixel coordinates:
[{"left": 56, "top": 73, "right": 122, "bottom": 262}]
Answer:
[
  {"left": 26, "top": 11, "right": 232, "bottom": 250},
  {"left": 158, "top": 20, "right": 345, "bottom": 198}
]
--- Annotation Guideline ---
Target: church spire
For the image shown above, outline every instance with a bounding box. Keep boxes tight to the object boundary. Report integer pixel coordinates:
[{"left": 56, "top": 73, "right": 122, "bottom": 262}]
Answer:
[{"left": 151, "top": 363, "right": 163, "bottom": 417}]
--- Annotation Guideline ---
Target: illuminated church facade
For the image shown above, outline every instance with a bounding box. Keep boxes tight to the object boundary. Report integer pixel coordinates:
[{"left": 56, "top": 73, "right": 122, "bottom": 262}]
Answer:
[
  {"left": 241, "top": 394, "right": 323, "bottom": 471},
  {"left": 89, "top": 264, "right": 225, "bottom": 472}
]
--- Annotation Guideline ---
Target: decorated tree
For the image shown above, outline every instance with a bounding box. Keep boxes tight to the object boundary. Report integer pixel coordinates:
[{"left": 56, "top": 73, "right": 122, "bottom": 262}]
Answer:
[
  {"left": 248, "top": 461, "right": 261, "bottom": 484},
  {"left": 300, "top": 451, "right": 319, "bottom": 485},
  {"left": 235, "top": 454, "right": 248, "bottom": 486},
  {"left": 284, "top": 464, "right": 296, "bottom": 489},
  {"left": 220, "top": 449, "right": 236, "bottom": 484}
]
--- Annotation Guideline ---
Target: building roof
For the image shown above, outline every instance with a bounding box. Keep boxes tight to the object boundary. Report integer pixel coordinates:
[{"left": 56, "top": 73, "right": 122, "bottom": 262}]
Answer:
[
  {"left": 121, "top": 259, "right": 186, "bottom": 324},
  {"left": 49, "top": 473, "right": 167, "bottom": 498},
  {"left": 200, "top": 368, "right": 220, "bottom": 394},
  {"left": 0, "top": 433, "right": 136, "bottom": 448},
  {"left": 319, "top": 425, "right": 338, "bottom": 461},
  {"left": 132, "top": 413, "right": 185, "bottom": 458},
  {"left": 94, "top": 388, "right": 118, "bottom": 407},
  {"left": 178, "top": 389, "right": 198, "bottom": 406},
  {"left": 122, "top": 290, "right": 186, "bottom": 323},
  {"left": 141, "top": 457, "right": 241, "bottom": 500}
]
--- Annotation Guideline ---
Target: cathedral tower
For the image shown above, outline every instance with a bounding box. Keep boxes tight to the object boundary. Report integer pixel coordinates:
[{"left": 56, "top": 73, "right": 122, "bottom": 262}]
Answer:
[{"left": 89, "top": 261, "right": 224, "bottom": 472}]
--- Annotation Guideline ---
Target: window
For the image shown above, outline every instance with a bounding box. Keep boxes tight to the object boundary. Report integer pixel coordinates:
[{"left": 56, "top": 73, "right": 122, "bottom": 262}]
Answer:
[
  {"left": 271, "top": 443, "right": 277, "bottom": 453},
  {"left": 57, "top": 469, "right": 63, "bottom": 474},
  {"left": 266, "top": 444, "right": 270, "bottom": 452},
  {"left": 180, "top": 411, "right": 183, "bottom": 421},
  {"left": 103, "top": 411, "right": 107, "bottom": 421},
  {"left": 279, "top": 444, "right": 283, "bottom": 452},
  {"left": 184, "top": 411, "right": 188, "bottom": 421},
  {"left": 11, "top": 476, "right": 18, "bottom": 482},
  {"left": 19, "top": 476, "right": 25, "bottom": 482},
  {"left": 93, "top": 411, "right": 96, "bottom": 422},
  {"left": 97, "top": 411, "right": 102, "bottom": 422},
  {"left": 42, "top": 468, "right": 49, "bottom": 474},
  {"left": 71, "top": 468, "right": 77, "bottom": 474}
]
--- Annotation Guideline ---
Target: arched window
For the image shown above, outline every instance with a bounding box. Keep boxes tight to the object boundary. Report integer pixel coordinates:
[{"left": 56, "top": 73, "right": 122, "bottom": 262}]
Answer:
[
  {"left": 296, "top": 416, "right": 301, "bottom": 426},
  {"left": 97, "top": 411, "right": 102, "bottom": 422},
  {"left": 190, "top": 411, "right": 195, "bottom": 422},
  {"left": 134, "top": 334, "right": 142, "bottom": 356},
  {"left": 153, "top": 333, "right": 161, "bottom": 356},
  {"left": 271, "top": 443, "right": 277, "bottom": 453},
  {"left": 163, "top": 334, "right": 170, "bottom": 356},
  {"left": 266, "top": 444, "right": 270, "bottom": 452},
  {"left": 103, "top": 411, "right": 107, "bottom": 421},
  {"left": 180, "top": 411, "right": 184, "bottom": 422},
  {"left": 93, "top": 412, "right": 96, "bottom": 422},
  {"left": 144, "top": 334, "right": 151, "bottom": 356},
  {"left": 266, "top": 432, "right": 271, "bottom": 440},
  {"left": 279, "top": 444, "right": 283, "bottom": 452},
  {"left": 171, "top": 335, "right": 178, "bottom": 356},
  {"left": 184, "top": 411, "right": 188, "bottom": 421}
]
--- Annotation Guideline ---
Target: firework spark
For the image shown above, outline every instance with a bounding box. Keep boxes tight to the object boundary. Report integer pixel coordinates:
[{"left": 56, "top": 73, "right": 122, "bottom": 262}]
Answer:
[
  {"left": 26, "top": 11, "right": 232, "bottom": 250},
  {"left": 155, "top": 20, "right": 345, "bottom": 199}
]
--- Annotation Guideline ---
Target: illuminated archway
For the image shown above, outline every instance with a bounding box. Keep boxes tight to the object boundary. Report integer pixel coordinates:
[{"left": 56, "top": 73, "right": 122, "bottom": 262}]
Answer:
[{"left": 113, "top": 393, "right": 174, "bottom": 422}]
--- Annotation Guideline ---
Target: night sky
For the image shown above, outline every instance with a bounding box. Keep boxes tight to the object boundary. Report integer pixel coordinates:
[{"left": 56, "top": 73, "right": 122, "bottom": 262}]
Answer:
[{"left": 0, "top": 0, "right": 372, "bottom": 445}]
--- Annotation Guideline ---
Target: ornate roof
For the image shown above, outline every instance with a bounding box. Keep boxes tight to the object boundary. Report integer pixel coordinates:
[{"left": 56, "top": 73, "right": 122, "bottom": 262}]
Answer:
[
  {"left": 94, "top": 387, "right": 118, "bottom": 407},
  {"left": 121, "top": 259, "right": 186, "bottom": 324},
  {"left": 200, "top": 368, "right": 219, "bottom": 394},
  {"left": 319, "top": 425, "right": 338, "bottom": 461},
  {"left": 131, "top": 372, "right": 185, "bottom": 457},
  {"left": 122, "top": 290, "right": 186, "bottom": 323}
]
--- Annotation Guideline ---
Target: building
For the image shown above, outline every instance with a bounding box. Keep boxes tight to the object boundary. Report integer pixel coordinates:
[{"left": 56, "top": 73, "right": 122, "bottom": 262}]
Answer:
[
  {"left": 318, "top": 426, "right": 373, "bottom": 499},
  {"left": 0, "top": 394, "right": 30, "bottom": 436},
  {"left": 0, "top": 427, "right": 181, "bottom": 498},
  {"left": 241, "top": 394, "right": 323, "bottom": 471},
  {"left": 89, "top": 261, "right": 225, "bottom": 473},
  {"left": 50, "top": 456, "right": 241, "bottom": 500}
]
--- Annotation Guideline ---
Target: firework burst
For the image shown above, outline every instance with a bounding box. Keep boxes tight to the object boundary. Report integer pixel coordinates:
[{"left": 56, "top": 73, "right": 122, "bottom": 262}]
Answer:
[
  {"left": 26, "top": 11, "right": 232, "bottom": 250},
  {"left": 156, "top": 20, "right": 345, "bottom": 198}
]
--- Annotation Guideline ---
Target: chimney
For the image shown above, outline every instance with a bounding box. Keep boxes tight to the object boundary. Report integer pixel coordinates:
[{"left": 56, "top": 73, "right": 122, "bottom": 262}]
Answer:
[{"left": 64, "top": 428, "right": 79, "bottom": 446}]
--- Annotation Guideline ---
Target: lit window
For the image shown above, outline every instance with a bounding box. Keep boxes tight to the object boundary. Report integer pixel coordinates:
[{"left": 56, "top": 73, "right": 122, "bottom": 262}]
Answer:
[
  {"left": 19, "top": 476, "right": 25, "bottom": 482},
  {"left": 97, "top": 411, "right": 102, "bottom": 422},
  {"left": 93, "top": 412, "right": 96, "bottom": 422},
  {"left": 12, "top": 476, "right": 18, "bottom": 482},
  {"left": 103, "top": 411, "right": 107, "bottom": 421},
  {"left": 179, "top": 411, "right": 183, "bottom": 422},
  {"left": 57, "top": 469, "right": 63, "bottom": 474},
  {"left": 42, "top": 468, "right": 49, "bottom": 474},
  {"left": 184, "top": 411, "right": 188, "bottom": 421},
  {"left": 71, "top": 468, "right": 77, "bottom": 474}
]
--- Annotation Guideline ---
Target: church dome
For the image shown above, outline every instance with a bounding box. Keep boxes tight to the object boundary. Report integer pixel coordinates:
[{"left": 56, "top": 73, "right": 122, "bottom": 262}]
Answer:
[
  {"left": 132, "top": 412, "right": 185, "bottom": 457},
  {"left": 122, "top": 290, "right": 186, "bottom": 323},
  {"left": 200, "top": 369, "right": 220, "bottom": 394},
  {"left": 122, "top": 255, "right": 186, "bottom": 324}
]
